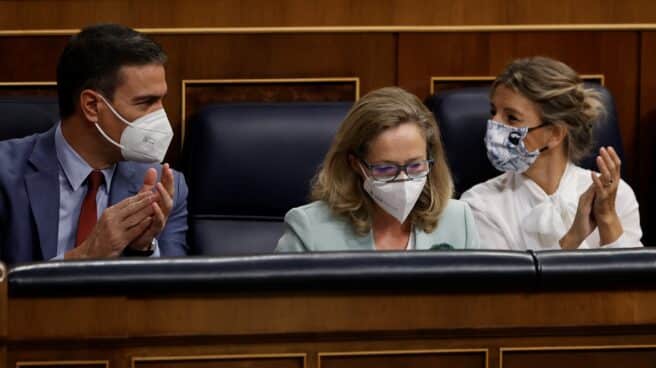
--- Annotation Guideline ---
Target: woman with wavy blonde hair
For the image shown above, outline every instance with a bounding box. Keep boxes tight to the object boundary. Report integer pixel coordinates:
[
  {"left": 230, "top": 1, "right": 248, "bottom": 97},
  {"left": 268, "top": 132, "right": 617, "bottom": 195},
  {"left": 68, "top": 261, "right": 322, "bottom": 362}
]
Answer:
[
  {"left": 461, "top": 56, "right": 643, "bottom": 250},
  {"left": 276, "top": 87, "right": 479, "bottom": 252}
]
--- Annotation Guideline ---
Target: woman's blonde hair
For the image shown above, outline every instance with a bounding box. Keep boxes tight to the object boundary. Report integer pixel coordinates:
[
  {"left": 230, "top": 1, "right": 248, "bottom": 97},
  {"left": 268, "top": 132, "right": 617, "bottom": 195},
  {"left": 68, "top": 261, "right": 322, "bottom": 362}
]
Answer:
[
  {"left": 311, "top": 86, "right": 454, "bottom": 236},
  {"left": 492, "top": 56, "right": 605, "bottom": 162}
]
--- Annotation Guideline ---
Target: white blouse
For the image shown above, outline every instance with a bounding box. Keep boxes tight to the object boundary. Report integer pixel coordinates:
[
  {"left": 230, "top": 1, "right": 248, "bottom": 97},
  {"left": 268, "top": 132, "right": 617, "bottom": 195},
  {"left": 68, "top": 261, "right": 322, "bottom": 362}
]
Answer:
[{"left": 460, "top": 163, "right": 643, "bottom": 250}]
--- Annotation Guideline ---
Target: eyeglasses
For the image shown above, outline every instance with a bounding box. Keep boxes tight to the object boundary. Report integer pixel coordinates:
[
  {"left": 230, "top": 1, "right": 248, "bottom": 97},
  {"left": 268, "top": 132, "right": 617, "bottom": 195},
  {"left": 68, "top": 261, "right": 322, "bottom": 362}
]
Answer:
[{"left": 359, "top": 157, "right": 434, "bottom": 183}]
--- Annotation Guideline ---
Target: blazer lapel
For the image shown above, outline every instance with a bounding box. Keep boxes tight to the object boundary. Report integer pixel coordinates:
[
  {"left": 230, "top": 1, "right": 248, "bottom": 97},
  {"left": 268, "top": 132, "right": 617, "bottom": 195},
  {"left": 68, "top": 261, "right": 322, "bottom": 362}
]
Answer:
[
  {"left": 108, "top": 162, "right": 140, "bottom": 205},
  {"left": 25, "top": 128, "right": 60, "bottom": 260}
]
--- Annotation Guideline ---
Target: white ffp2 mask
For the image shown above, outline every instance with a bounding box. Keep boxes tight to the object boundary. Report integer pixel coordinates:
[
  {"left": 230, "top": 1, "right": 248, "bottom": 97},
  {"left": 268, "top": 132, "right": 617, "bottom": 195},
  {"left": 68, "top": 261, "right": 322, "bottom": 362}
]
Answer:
[
  {"left": 95, "top": 94, "right": 174, "bottom": 163},
  {"left": 363, "top": 174, "right": 427, "bottom": 224}
]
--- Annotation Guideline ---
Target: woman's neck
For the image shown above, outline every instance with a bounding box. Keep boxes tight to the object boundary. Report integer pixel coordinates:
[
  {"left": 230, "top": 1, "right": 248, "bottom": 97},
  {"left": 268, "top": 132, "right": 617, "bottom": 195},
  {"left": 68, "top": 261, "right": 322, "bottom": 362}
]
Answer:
[
  {"left": 522, "top": 148, "right": 569, "bottom": 195},
  {"left": 371, "top": 207, "right": 410, "bottom": 232},
  {"left": 370, "top": 206, "right": 411, "bottom": 250}
]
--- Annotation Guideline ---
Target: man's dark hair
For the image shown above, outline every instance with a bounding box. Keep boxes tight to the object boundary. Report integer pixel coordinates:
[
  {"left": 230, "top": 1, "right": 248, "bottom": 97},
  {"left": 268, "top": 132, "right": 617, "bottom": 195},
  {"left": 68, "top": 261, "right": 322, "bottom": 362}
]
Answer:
[{"left": 56, "top": 23, "right": 167, "bottom": 119}]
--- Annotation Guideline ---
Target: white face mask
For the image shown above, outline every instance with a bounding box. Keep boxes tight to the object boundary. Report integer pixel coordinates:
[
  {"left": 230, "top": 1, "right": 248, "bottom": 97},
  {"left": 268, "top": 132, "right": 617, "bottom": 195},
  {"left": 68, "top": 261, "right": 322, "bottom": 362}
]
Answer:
[
  {"left": 362, "top": 170, "right": 427, "bottom": 224},
  {"left": 95, "top": 94, "right": 174, "bottom": 163}
]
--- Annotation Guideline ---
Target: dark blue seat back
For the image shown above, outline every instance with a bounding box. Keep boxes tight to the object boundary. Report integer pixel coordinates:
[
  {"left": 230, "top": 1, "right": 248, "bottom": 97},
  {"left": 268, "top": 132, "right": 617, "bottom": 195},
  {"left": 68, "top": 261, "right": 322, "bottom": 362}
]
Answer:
[
  {"left": 0, "top": 96, "right": 59, "bottom": 141},
  {"left": 426, "top": 85, "right": 625, "bottom": 196},
  {"left": 183, "top": 102, "right": 351, "bottom": 255}
]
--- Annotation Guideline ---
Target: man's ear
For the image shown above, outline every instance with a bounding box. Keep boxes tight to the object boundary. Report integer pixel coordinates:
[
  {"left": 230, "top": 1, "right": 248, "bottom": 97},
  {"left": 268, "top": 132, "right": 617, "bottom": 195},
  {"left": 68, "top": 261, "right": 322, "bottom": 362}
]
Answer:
[{"left": 79, "top": 89, "right": 100, "bottom": 124}]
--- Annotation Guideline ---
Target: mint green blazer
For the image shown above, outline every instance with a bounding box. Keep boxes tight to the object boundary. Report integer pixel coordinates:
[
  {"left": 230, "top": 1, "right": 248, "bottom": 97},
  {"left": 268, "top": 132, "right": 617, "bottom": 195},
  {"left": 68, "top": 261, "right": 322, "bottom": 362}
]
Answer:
[{"left": 275, "top": 199, "right": 480, "bottom": 252}]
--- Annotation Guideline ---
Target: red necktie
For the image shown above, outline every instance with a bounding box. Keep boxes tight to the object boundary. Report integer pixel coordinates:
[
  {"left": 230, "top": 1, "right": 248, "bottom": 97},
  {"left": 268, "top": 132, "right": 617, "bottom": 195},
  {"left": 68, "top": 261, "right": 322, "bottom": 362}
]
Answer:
[{"left": 75, "top": 170, "right": 104, "bottom": 247}]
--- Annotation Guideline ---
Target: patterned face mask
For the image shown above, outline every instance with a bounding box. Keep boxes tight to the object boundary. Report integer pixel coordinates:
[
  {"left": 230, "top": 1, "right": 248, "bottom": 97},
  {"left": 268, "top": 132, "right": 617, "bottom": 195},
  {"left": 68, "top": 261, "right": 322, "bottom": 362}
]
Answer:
[{"left": 484, "top": 119, "right": 549, "bottom": 173}]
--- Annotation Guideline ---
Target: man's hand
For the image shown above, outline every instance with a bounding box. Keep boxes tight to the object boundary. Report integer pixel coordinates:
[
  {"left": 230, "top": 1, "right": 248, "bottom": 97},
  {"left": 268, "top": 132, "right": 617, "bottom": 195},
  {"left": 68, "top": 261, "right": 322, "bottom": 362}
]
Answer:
[
  {"left": 128, "top": 163, "right": 176, "bottom": 251},
  {"left": 64, "top": 192, "right": 156, "bottom": 259}
]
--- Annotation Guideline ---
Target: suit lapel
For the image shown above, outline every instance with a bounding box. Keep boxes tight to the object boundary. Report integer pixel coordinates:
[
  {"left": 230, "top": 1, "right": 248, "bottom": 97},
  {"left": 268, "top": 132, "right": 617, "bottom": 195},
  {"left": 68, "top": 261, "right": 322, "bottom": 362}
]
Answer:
[
  {"left": 25, "top": 128, "right": 60, "bottom": 260},
  {"left": 108, "top": 162, "right": 140, "bottom": 205}
]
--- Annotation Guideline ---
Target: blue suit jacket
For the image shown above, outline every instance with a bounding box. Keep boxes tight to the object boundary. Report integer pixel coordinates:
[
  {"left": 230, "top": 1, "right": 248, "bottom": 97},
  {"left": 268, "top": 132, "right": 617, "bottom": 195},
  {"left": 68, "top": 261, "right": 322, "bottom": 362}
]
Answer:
[{"left": 0, "top": 127, "right": 189, "bottom": 265}]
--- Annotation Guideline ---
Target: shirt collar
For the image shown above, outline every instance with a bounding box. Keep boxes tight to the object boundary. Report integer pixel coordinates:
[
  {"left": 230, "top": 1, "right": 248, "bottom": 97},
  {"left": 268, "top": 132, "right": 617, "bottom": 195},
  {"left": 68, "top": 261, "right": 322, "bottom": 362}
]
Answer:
[
  {"left": 513, "top": 161, "right": 579, "bottom": 204},
  {"left": 55, "top": 123, "right": 116, "bottom": 192}
]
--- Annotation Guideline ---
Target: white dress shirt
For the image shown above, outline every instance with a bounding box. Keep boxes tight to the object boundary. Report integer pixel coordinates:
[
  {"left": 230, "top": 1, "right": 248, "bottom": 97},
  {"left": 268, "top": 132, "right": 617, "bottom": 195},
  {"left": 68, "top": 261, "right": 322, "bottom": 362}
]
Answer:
[{"left": 461, "top": 162, "right": 643, "bottom": 250}]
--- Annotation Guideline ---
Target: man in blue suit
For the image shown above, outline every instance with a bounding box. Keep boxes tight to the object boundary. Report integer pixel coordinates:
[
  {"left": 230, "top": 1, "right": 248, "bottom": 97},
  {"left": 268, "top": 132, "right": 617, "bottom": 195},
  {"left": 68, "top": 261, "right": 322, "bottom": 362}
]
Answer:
[{"left": 0, "top": 24, "right": 189, "bottom": 264}]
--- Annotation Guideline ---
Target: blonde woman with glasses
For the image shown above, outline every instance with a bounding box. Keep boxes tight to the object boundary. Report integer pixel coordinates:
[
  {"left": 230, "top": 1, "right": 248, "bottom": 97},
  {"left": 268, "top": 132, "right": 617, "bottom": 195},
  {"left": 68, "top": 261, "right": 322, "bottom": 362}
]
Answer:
[{"left": 276, "top": 87, "right": 479, "bottom": 252}]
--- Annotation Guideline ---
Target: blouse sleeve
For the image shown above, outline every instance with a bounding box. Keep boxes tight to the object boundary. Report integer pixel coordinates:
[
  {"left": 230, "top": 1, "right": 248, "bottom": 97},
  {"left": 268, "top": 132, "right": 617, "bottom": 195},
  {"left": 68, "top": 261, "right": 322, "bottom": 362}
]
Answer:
[
  {"left": 462, "top": 202, "right": 481, "bottom": 249},
  {"left": 604, "top": 180, "right": 643, "bottom": 248},
  {"left": 461, "top": 191, "right": 515, "bottom": 250}
]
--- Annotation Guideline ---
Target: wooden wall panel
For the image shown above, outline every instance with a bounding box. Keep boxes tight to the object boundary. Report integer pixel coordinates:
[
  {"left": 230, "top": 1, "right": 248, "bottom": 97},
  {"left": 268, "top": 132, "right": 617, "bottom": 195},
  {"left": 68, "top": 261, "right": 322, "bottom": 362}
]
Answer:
[
  {"left": 319, "top": 350, "right": 487, "bottom": 368},
  {"left": 157, "top": 33, "right": 394, "bottom": 163},
  {"left": 133, "top": 354, "right": 304, "bottom": 368},
  {"left": 0, "top": 36, "right": 68, "bottom": 81},
  {"left": 11, "top": 291, "right": 656, "bottom": 340},
  {"left": 9, "top": 348, "right": 118, "bottom": 368},
  {"left": 0, "top": 85, "right": 57, "bottom": 98},
  {"left": 15, "top": 363, "right": 107, "bottom": 368},
  {"left": 183, "top": 78, "right": 358, "bottom": 124},
  {"left": 500, "top": 346, "right": 656, "bottom": 368},
  {"left": 397, "top": 31, "right": 640, "bottom": 180},
  {"left": 2, "top": 0, "right": 656, "bottom": 30},
  {"left": 430, "top": 75, "right": 603, "bottom": 95},
  {"left": 8, "top": 290, "right": 656, "bottom": 367}
]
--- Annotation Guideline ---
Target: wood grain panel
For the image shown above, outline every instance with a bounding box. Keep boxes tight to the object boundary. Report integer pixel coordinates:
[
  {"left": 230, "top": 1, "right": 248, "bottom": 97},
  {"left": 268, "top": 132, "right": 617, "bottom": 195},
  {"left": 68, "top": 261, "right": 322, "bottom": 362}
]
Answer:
[
  {"left": 161, "top": 33, "right": 391, "bottom": 163},
  {"left": 156, "top": 33, "right": 394, "bottom": 164},
  {"left": 501, "top": 346, "right": 656, "bottom": 368},
  {"left": 0, "top": 84, "right": 57, "bottom": 98},
  {"left": 320, "top": 350, "right": 486, "bottom": 368},
  {"left": 11, "top": 336, "right": 656, "bottom": 368},
  {"left": 8, "top": 292, "right": 656, "bottom": 367},
  {"left": 431, "top": 75, "right": 603, "bottom": 94},
  {"left": 398, "top": 31, "right": 640, "bottom": 180},
  {"left": 10, "top": 290, "right": 656, "bottom": 340},
  {"left": 183, "top": 78, "right": 358, "bottom": 125},
  {"left": 133, "top": 354, "right": 304, "bottom": 368},
  {"left": 15, "top": 362, "right": 107, "bottom": 368},
  {"left": 8, "top": 297, "right": 128, "bottom": 339},
  {"left": 8, "top": 346, "right": 122, "bottom": 368},
  {"left": 130, "top": 291, "right": 656, "bottom": 337},
  {"left": 2, "top": 0, "right": 656, "bottom": 29},
  {"left": 0, "top": 37, "right": 68, "bottom": 81}
]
